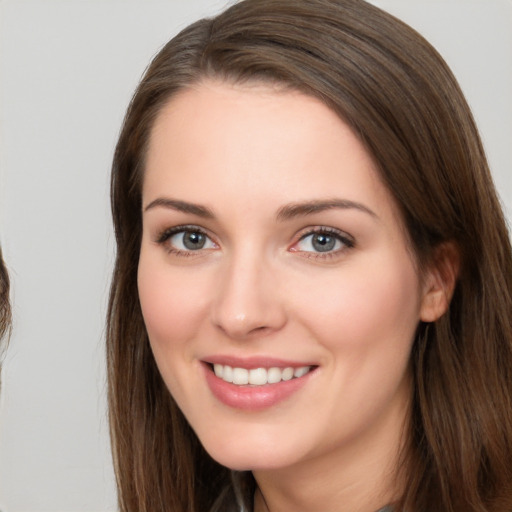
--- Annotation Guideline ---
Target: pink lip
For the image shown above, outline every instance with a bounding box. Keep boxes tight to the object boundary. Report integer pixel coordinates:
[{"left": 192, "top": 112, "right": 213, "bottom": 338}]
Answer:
[{"left": 202, "top": 361, "right": 316, "bottom": 411}]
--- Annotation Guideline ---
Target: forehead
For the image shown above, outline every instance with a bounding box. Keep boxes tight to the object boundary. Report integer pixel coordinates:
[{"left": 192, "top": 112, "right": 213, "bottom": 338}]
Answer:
[
  {"left": 143, "top": 80, "right": 408, "bottom": 226},
  {"left": 146, "top": 81, "right": 375, "bottom": 189}
]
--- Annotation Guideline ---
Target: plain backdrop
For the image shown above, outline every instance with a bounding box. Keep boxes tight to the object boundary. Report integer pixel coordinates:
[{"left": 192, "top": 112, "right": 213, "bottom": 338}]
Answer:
[{"left": 0, "top": 1, "right": 510, "bottom": 511}]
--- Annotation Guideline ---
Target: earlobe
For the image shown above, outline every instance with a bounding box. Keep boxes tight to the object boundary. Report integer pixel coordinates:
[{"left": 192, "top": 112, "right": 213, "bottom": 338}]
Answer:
[{"left": 419, "top": 241, "right": 460, "bottom": 323}]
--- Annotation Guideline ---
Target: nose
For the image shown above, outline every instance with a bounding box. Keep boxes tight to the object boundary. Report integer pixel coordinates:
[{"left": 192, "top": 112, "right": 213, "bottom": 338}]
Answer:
[{"left": 210, "top": 250, "right": 287, "bottom": 340}]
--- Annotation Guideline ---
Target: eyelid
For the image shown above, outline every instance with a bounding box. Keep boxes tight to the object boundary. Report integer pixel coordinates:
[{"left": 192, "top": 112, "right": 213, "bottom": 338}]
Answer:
[
  {"left": 155, "top": 224, "right": 208, "bottom": 242},
  {"left": 290, "top": 226, "right": 355, "bottom": 256},
  {"left": 155, "top": 224, "right": 218, "bottom": 255}
]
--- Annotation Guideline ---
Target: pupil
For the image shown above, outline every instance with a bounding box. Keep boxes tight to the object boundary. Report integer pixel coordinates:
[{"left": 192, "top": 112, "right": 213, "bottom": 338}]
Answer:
[
  {"left": 183, "top": 232, "right": 205, "bottom": 250},
  {"left": 312, "top": 234, "right": 335, "bottom": 252}
]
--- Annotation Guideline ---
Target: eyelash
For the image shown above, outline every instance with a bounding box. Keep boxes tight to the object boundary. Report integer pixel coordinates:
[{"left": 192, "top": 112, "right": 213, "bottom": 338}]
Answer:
[
  {"left": 155, "top": 225, "right": 217, "bottom": 256},
  {"left": 154, "top": 225, "right": 355, "bottom": 259},
  {"left": 292, "top": 227, "right": 355, "bottom": 260}
]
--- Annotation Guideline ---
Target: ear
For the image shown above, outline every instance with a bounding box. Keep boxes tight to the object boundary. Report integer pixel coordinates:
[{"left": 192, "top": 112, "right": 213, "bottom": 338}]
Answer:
[{"left": 420, "top": 241, "right": 460, "bottom": 323}]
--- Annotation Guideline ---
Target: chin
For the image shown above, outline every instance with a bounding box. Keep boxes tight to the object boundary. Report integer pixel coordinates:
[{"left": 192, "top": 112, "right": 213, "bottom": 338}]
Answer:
[
  {"left": 195, "top": 425, "right": 309, "bottom": 472},
  {"left": 208, "top": 447, "right": 297, "bottom": 472}
]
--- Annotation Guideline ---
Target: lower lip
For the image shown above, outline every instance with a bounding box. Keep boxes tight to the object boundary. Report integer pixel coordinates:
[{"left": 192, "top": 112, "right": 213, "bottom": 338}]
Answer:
[{"left": 203, "top": 363, "right": 314, "bottom": 411}]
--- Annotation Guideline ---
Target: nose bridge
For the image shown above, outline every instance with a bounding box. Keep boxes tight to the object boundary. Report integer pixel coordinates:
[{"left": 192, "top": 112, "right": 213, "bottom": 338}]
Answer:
[{"left": 211, "top": 243, "right": 285, "bottom": 339}]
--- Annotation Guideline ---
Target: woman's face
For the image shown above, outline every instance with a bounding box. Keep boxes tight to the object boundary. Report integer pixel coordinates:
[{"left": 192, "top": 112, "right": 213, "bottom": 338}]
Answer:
[{"left": 138, "top": 80, "right": 434, "bottom": 473}]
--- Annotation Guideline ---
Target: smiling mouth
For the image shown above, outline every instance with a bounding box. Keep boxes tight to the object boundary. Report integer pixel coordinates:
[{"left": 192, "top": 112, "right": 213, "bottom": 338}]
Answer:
[{"left": 210, "top": 363, "right": 315, "bottom": 386}]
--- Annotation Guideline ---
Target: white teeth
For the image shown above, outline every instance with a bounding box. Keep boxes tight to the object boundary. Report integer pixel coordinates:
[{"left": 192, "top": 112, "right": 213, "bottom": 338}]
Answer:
[
  {"left": 294, "top": 366, "right": 309, "bottom": 378},
  {"left": 232, "top": 367, "right": 249, "bottom": 385},
  {"left": 281, "top": 367, "right": 294, "bottom": 381},
  {"left": 213, "top": 364, "right": 223, "bottom": 378},
  {"left": 267, "top": 367, "right": 282, "bottom": 384},
  {"left": 249, "top": 368, "right": 267, "bottom": 385},
  {"left": 213, "top": 364, "right": 312, "bottom": 386},
  {"left": 223, "top": 365, "right": 233, "bottom": 383}
]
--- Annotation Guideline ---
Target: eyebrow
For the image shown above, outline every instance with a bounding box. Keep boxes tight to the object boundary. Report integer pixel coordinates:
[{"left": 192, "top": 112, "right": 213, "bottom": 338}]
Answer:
[
  {"left": 143, "top": 198, "right": 214, "bottom": 218},
  {"left": 276, "top": 199, "right": 377, "bottom": 221},
  {"left": 143, "top": 197, "right": 377, "bottom": 221}
]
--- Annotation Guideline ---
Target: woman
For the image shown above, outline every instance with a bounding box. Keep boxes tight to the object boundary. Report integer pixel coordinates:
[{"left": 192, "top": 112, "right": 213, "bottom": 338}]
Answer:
[{"left": 107, "top": 0, "right": 512, "bottom": 511}]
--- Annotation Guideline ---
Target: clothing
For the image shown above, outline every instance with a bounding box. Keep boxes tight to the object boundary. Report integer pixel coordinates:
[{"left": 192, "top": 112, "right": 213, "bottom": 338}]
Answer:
[{"left": 217, "top": 474, "right": 396, "bottom": 512}]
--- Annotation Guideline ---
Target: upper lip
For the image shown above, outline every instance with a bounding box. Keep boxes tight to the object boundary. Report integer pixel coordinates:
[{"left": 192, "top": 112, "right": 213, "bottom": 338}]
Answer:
[{"left": 203, "top": 355, "right": 316, "bottom": 369}]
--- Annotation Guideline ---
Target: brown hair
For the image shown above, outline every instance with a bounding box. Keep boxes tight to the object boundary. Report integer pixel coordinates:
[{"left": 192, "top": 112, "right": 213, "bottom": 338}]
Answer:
[
  {"left": 107, "top": 1, "right": 512, "bottom": 510},
  {"left": 0, "top": 246, "right": 11, "bottom": 383}
]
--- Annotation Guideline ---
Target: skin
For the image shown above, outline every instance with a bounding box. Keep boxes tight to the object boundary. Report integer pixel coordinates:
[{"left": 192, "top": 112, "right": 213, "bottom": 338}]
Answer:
[{"left": 138, "top": 80, "right": 449, "bottom": 512}]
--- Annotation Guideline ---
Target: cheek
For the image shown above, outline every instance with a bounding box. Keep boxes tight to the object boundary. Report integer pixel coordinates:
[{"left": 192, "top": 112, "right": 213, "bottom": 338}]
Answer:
[
  {"left": 288, "top": 258, "right": 421, "bottom": 440},
  {"left": 137, "top": 255, "right": 211, "bottom": 351},
  {"left": 292, "top": 256, "right": 422, "bottom": 356}
]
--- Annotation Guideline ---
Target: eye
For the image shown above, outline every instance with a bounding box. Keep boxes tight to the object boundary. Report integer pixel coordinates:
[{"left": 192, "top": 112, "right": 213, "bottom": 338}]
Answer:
[
  {"left": 291, "top": 228, "right": 354, "bottom": 255},
  {"left": 157, "top": 226, "right": 217, "bottom": 254}
]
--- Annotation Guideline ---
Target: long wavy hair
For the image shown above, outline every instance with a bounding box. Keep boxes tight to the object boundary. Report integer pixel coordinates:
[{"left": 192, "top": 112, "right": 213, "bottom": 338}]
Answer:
[{"left": 107, "top": 1, "right": 512, "bottom": 510}]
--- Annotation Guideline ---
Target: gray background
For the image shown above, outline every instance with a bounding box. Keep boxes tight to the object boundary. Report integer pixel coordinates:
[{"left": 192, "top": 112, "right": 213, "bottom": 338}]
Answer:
[{"left": 0, "top": 1, "right": 510, "bottom": 511}]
